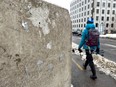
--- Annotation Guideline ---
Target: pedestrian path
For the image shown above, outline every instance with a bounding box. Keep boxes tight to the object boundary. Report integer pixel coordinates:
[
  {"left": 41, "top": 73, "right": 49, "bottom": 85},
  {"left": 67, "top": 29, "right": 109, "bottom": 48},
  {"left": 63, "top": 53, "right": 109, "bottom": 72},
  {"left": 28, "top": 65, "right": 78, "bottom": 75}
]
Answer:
[{"left": 71, "top": 54, "right": 116, "bottom": 87}]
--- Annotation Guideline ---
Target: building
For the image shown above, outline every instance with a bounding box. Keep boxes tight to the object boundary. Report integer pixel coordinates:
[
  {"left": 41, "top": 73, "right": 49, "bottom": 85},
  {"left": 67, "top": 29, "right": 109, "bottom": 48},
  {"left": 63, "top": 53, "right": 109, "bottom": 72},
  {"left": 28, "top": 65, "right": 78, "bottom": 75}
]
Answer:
[{"left": 70, "top": 0, "right": 116, "bottom": 34}]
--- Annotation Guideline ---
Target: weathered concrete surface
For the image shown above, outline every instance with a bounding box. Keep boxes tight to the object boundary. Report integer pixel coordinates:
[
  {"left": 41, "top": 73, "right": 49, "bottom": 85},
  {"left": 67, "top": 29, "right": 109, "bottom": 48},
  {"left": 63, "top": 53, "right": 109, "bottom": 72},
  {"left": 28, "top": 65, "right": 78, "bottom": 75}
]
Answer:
[{"left": 0, "top": 0, "right": 71, "bottom": 87}]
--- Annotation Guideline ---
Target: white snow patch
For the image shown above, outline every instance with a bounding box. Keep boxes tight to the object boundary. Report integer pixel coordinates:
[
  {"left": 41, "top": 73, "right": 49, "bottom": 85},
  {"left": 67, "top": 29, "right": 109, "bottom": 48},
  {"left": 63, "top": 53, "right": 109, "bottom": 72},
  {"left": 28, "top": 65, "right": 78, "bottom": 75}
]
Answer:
[
  {"left": 72, "top": 42, "right": 85, "bottom": 59},
  {"left": 72, "top": 42, "right": 79, "bottom": 49},
  {"left": 71, "top": 84, "right": 73, "bottom": 87},
  {"left": 100, "top": 34, "right": 116, "bottom": 39},
  {"left": 93, "top": 55, "right": 116, "bottom": 80}
]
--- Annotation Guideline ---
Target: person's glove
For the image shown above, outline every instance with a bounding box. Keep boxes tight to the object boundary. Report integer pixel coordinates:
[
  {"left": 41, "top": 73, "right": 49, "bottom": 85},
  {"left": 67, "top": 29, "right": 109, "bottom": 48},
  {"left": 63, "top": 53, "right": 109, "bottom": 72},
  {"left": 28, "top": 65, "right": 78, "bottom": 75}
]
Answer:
[
  {"left": 78, "top": 48, "right": 82, "bottom": 53},
  {"left": 96, "top": 47, "right": 100, "bottom": 54}
]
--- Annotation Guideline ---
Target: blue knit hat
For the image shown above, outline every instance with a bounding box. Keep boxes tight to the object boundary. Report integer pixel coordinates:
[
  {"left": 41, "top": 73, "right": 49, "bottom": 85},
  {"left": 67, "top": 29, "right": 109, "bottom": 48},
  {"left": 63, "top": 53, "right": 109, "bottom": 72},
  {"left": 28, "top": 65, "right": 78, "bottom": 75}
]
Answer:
[{"left": 87, "top": 17, "right": 94, "bottom": 23}]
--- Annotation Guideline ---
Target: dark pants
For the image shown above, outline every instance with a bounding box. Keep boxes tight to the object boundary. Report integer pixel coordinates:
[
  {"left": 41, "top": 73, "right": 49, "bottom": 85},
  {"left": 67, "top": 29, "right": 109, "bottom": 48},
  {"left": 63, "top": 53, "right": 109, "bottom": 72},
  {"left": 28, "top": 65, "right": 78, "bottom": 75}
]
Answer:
[{"left": 84, "top": 50, "right": 96, "bottom": 76}]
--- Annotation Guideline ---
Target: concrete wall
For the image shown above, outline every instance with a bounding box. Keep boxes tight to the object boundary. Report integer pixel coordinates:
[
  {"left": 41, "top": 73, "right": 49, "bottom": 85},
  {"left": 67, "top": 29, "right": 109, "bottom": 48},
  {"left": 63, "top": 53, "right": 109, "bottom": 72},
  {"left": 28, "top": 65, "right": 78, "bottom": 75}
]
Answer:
[{"left": 0, "top": 0, "right": 71, "bottom": 87}]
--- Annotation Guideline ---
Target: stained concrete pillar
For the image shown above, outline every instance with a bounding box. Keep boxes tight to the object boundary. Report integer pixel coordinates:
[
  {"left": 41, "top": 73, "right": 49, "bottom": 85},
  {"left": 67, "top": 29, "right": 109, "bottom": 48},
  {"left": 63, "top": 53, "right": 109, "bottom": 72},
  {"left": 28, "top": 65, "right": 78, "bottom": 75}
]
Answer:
[{"left": 0, "top": 0, "right": 71, "bottom": 87}]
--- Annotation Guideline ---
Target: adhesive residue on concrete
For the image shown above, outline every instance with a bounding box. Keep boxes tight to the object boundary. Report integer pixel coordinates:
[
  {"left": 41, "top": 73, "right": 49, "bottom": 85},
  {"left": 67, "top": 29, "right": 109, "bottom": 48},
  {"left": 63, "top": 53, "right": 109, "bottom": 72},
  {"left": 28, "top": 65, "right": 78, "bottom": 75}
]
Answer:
[
  {"left": 47, "top": 41, "right": 52, "bottom": 49},
  {"left": 28, "top": 7, "right": 50, "bottom": 35}
]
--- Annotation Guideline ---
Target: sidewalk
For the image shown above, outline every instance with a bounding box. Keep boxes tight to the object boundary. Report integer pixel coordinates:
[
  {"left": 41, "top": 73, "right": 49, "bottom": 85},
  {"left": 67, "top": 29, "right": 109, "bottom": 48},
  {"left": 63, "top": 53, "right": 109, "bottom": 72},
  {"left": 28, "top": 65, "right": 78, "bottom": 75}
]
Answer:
[
  {"left": 100, "top": 34, "right": 116, "bottom": 40},
  {"left": 71, "top": 53, "right": 116, "bottom": 87}
]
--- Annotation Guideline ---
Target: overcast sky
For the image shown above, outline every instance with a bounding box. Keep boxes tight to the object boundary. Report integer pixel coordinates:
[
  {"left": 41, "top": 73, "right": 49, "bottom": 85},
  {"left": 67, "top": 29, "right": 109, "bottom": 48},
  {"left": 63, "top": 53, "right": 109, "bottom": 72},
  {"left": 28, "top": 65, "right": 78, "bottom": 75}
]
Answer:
[{"left": 43, "top": 0, "right": 72, "bottom": 11}]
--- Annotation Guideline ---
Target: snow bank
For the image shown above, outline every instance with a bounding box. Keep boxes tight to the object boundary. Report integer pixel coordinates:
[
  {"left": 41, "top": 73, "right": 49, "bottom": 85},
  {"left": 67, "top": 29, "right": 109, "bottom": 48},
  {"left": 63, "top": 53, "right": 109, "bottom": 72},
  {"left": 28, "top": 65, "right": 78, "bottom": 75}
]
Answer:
[
  {"left": 93, "top": 55, "right": 116, "bottom": 80},
  {"left": 100, "top": 34, "right": 116, "bottom": 39}
]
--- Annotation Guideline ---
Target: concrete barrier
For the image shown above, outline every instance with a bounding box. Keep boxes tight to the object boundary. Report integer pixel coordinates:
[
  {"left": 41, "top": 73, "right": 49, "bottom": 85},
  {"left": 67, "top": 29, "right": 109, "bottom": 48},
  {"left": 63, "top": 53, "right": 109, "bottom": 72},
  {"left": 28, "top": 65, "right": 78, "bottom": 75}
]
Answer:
[{"left": 0, "top": 0, "right": 71, "bottom": 87}]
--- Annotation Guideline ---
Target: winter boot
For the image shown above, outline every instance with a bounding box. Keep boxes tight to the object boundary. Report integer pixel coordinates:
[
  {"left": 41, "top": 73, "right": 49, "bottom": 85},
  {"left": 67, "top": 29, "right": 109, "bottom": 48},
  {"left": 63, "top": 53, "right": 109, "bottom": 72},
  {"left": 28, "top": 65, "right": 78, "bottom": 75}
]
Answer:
[
  {"left": 90, "top": 75, "right": 97, "bottom": 80},
  {"left": 89, "top": 61, "right": 97, "bottom": 80},
  {"left": 83, "top": 64, "right": 86, "bottom": 70}
]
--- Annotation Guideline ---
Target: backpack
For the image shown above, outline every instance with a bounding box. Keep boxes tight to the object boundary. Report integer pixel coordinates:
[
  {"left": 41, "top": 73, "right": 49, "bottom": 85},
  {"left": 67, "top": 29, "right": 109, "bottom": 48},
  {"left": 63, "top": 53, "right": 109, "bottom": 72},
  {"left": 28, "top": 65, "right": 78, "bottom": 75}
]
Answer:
[{"left": 86, "top": 28, "right": 99, "bottom": 46}]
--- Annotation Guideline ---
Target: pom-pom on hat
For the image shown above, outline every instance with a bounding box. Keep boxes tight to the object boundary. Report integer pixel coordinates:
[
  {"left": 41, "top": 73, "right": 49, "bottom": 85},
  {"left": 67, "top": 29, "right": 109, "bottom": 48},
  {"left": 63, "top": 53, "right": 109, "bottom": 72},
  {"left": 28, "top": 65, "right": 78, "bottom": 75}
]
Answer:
[{"left": 87, "top": 17, "right": 94, "bottom": 23}]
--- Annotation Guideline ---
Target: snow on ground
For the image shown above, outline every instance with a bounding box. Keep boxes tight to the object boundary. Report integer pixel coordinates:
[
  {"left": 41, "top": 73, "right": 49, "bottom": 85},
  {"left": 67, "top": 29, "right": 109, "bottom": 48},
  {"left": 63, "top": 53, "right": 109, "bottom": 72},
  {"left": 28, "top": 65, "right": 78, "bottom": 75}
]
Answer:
[
  {"left": 100, "top": 34, "right": 116, "bottom": 39},
  {"left": 93, "top": 54, "right": 116, "bottom": 80},
  {"left": 71, "top": 84, "right": 73, "bottom": 87},
  {"left": 72, "top": 42, "right": 116, "bottom": 80}
]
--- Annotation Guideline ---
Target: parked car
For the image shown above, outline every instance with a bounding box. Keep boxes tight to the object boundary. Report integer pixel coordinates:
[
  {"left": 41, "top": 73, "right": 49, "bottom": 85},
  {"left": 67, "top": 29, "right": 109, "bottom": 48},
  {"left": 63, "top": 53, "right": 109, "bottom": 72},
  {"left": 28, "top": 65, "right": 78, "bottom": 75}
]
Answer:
[{"left": 72, "top": 29, "right": 81, "bottom": 36}]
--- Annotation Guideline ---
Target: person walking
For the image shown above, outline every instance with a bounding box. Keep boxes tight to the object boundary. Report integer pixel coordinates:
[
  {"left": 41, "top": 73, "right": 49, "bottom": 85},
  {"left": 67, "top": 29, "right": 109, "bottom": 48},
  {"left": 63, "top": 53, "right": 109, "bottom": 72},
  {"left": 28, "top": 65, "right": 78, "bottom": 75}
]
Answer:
[{"left": 78, "top": 17, "right": 100, "bottom": 80}]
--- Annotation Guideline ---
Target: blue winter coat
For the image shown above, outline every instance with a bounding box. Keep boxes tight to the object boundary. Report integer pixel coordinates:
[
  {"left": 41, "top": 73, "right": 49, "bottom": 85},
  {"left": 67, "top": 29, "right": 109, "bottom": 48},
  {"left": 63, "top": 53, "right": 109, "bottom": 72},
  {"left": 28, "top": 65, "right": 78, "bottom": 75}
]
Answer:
[{"left": 78, "top": 23, "right": 100, "bottom": 50}]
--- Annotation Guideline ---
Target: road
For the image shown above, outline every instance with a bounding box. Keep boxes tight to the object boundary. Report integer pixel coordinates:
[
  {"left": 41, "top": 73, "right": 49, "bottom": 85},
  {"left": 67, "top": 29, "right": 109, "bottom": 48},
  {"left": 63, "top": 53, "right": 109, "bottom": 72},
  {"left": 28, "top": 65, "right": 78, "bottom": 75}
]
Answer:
[
  {"left": 71, "top": 35, "right": 116, "bottom": 87},
  {"left": 72, "top": 36, "right": 116, "bottom": 62}
]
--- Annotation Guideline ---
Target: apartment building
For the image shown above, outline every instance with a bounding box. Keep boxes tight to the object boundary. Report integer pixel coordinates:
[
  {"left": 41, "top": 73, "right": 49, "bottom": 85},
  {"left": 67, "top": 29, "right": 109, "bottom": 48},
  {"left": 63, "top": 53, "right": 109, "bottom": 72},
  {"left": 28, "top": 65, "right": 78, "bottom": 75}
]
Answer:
[{"left": 70, "top": 0, "right": 116, "bottom": 34}]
